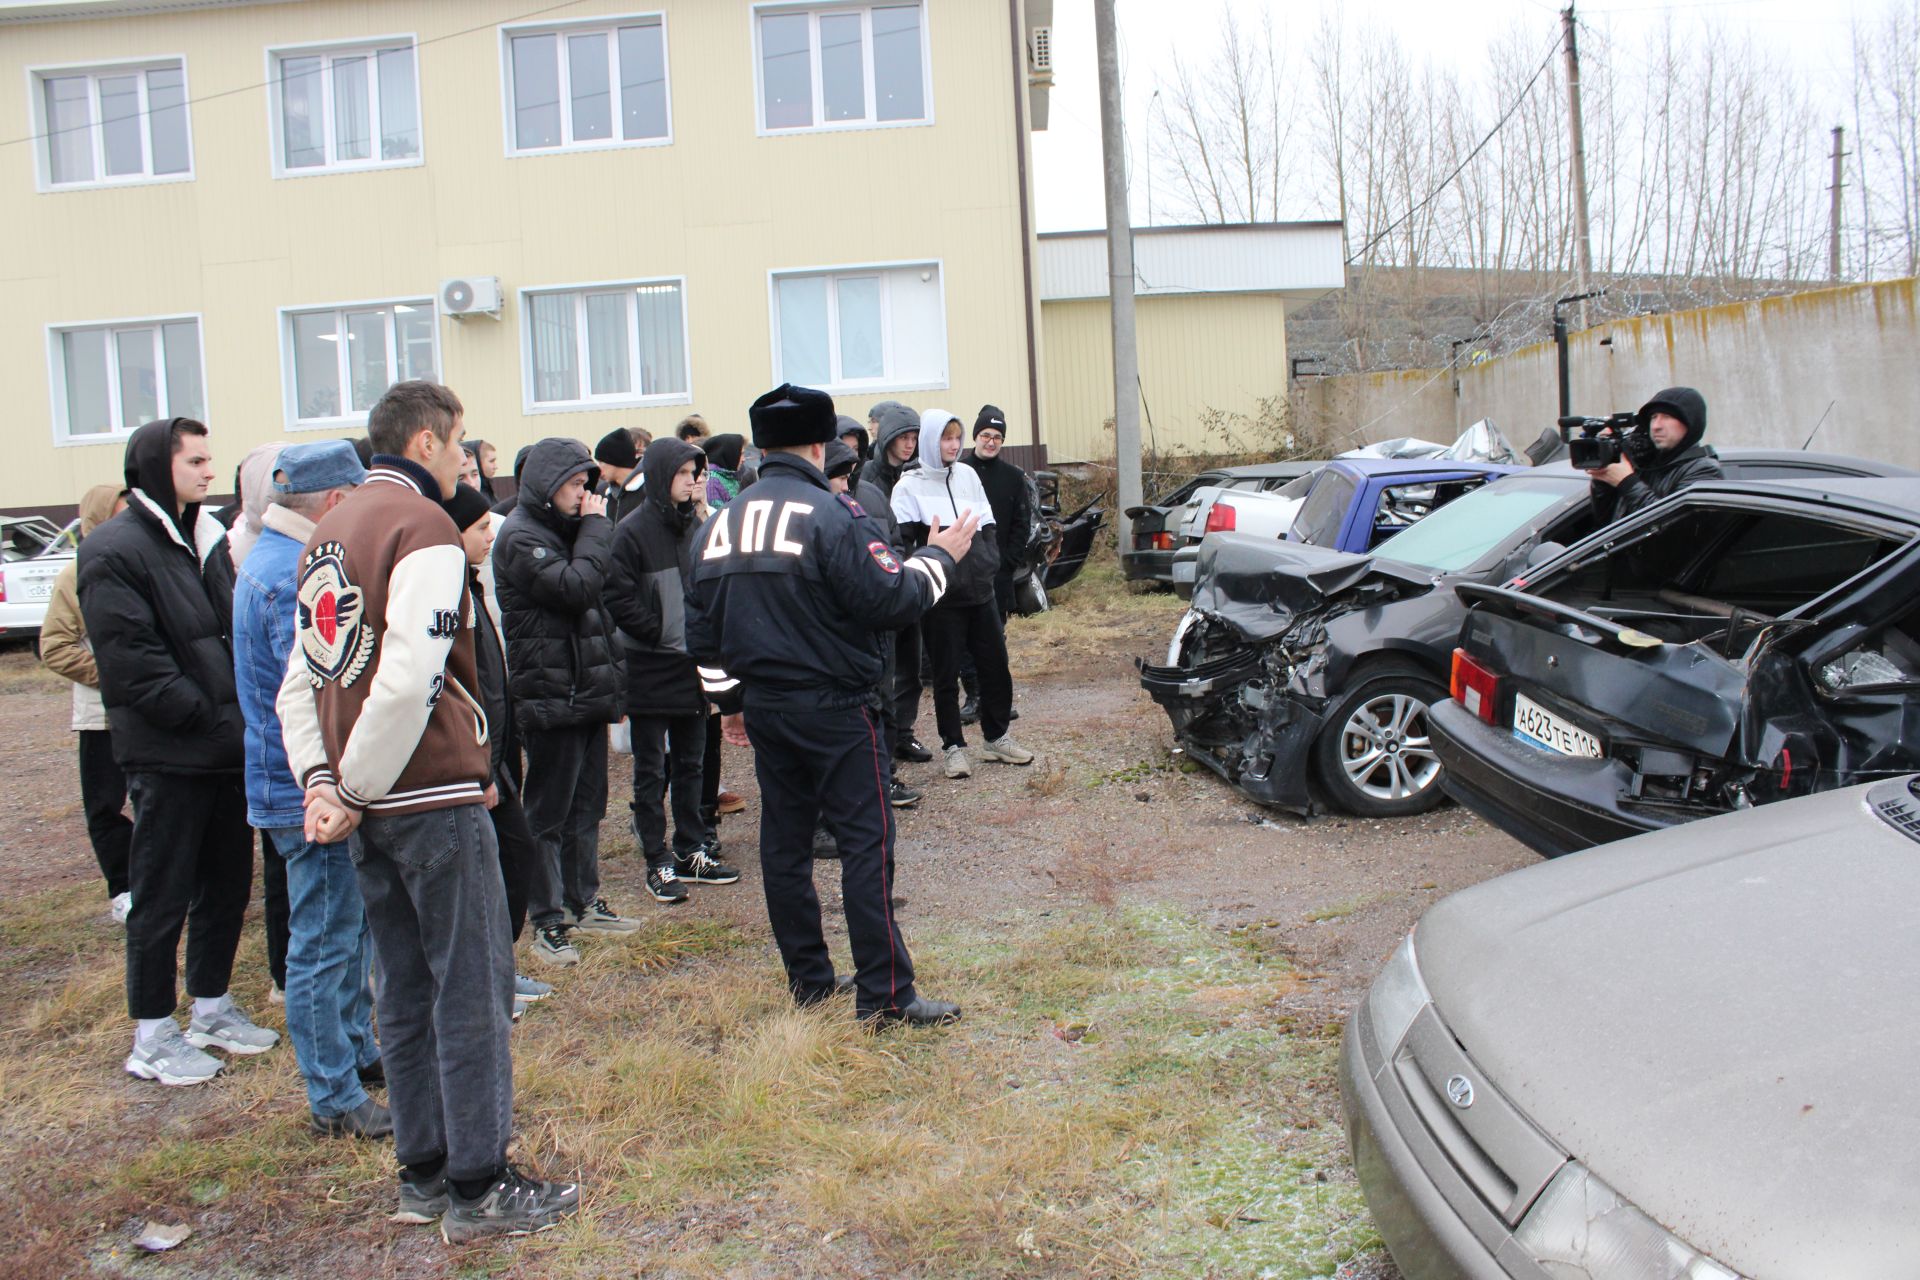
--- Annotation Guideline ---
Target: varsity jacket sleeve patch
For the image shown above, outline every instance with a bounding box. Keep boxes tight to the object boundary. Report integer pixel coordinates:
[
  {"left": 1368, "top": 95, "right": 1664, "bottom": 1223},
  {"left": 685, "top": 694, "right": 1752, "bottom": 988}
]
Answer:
[{"left": 333, "top": 542, "right": 470, "bottom": 809}]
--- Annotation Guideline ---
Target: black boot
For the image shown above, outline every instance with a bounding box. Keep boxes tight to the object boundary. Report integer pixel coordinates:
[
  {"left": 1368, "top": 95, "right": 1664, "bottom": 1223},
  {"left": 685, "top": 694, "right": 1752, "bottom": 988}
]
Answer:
[{"left": 959, "top": 671, "right": 981, "bottom": 726}]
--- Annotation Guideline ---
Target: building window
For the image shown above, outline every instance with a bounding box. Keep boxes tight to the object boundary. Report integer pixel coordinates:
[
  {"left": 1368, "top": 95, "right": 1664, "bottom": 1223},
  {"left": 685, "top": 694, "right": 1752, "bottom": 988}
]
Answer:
[
  {"left": 756, "top": 3, "right": 928, "bottom": 133},
  {"left": 34, "top": 60, "right": 192, "bottom": 189},
  {"left": 770, "top": 263, "right": 945, "bottom": 391},
  {"left": 270, "top": 40, "right": 421, "bottom": 175},
  {"left": 524, "top": 281, "right": 688, "bottom": 410},
  {"left": 503, "top": 15, "right": 670, "bottom": 154},
  {"left": 49, "top": 317, "right": 205, "bottom": 443},
  {"left": 283, "top": 300, "right": 437, "bottom": 427}
]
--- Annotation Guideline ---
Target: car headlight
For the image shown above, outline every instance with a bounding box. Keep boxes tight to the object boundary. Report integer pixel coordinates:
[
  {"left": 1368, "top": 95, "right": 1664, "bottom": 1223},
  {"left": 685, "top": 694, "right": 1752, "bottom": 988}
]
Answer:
[
  {"left": 1365, "top": 931, "right": 1430, "bottom": 1057},
  {"left": 1514, "top": 1162, "right": 1742, "bottom": 1279}
]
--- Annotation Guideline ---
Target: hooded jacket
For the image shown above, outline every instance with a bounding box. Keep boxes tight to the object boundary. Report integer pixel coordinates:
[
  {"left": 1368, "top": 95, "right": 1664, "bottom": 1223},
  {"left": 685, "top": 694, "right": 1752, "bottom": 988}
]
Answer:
[
  {"left": 76, "top": 419, "right": 243, "bottom": 774},
  {"left": 890, "top": 409, "right": 1001, "bottom": 608},
  {"left": 227, "top": 441, "right": 289, "bottom": 567},
  {"left": 607, "top": 437, "right": 710, "bottom": 716},
  {"left": 868, "top": 405, "right": 921, "bottom": 498},
  {"left": 703, "top": 433, "right": 747, "bottom": 509},
  {"left": 40, "top": 483, "right": 124, "bottom": 731},
  {"left": 492, "top": 437, "right": 626, "bottom": 728},
  {"left": 1590, "top": 386, "right": 1724, "bottom": 524}
]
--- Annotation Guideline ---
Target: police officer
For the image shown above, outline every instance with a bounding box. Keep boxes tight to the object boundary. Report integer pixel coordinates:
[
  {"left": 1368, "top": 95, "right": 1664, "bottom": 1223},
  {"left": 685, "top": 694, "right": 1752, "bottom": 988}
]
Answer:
[{"left": 687, "top": 384, "right": 978, "bottom": 1026}]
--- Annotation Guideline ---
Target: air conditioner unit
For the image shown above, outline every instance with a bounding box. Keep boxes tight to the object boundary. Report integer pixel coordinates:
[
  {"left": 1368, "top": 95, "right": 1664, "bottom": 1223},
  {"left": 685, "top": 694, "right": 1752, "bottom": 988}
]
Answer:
[
  {"left": 1029, "top": 25, "right": 1052, "bottom": 73},
  {"left": 441, "top": 276, "right": 502, "bottom": 319}
]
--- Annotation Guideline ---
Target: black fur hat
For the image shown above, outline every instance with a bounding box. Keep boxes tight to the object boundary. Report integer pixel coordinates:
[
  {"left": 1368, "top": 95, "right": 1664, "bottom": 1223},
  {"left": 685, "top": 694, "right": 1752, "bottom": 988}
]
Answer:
[{"left": 748, "top": 384, "right": 838, "bottom": 448}]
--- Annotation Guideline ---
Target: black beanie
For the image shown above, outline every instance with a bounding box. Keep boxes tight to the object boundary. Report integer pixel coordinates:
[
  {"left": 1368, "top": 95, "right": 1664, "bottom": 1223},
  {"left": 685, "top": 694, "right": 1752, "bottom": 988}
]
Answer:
[
  {"left": 594, "top": 428, "right": 639, "bottom": 470},
  {"left": 749, "top": 384, "right": 838, "bottom": 448},
  {"left": 443, "top": 482, "right": 493, "bottom": 531},
  {"left": 823, "top": 440, "right": 859, "bottom": 479},
  {"left": 974, "top": 404, "right": 1007, "bottom": 439}
]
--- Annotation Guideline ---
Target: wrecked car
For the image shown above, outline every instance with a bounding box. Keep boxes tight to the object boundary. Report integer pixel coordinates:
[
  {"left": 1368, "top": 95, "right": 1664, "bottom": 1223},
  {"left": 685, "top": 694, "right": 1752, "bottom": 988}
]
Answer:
[
  {"left": 1432, "top": 476, "right": 1920, "bottom": 856},
  {"left": 1139, "top": 453, "right": 1915, "bottom": 819},
  {"left": 1014, "top": 470, "right": 1105, "bottom": 613},
  {"left": 1122, "top": 460, "right": 1320, "bottom": 587}
]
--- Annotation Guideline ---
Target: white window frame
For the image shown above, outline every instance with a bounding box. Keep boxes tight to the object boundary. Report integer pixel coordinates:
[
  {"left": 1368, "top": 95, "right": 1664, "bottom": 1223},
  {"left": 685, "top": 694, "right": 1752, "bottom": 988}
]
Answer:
[
  {"left": 277, "top": 297, "right": 440, "bottom": 431},
  {"left": 766, "top": 259, "right": 947, "bottom": 394},
  {"left": 45, "top": 312, "right": 208, "bottom": 447},
  {"left": 27, "top": 54, "right": 195, "bottom": 192},
  {"left": 750, "top": 1, "right": 934, "bottom": 137},
  {"left": 263, "top": 35, "right": 424, "bottom": 179},
  {"left": 519, "top": 278, "right": 692, "bottom": 414},
  {"left": 498, "top": 12, "right": 673, "bottom": 157}
]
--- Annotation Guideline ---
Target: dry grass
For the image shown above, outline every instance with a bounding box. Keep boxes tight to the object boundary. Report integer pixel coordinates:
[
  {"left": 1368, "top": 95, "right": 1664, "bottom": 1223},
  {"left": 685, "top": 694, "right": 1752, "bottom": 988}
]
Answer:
[
  {"left": 0, "top": 883, "right": 1380, "bottom": 1279},
  {"left": 1007, "top": 560, "right": 1183, "bottom": 674},
  {"left": 0, "top": 647, "right": 60, "bottom": 695}
]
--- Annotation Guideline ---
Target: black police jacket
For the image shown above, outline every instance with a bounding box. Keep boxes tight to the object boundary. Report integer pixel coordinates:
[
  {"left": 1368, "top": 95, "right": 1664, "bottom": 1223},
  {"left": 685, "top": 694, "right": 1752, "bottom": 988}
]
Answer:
[{"left": 686, "top": 451, "right": 957, "bottom": 714}]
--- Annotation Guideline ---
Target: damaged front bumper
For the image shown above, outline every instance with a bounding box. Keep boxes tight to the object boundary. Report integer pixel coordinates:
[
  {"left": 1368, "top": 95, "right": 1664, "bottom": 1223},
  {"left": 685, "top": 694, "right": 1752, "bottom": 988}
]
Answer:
[{"left": 1138, "top": 644, "right": 1329, "bottom": 813}]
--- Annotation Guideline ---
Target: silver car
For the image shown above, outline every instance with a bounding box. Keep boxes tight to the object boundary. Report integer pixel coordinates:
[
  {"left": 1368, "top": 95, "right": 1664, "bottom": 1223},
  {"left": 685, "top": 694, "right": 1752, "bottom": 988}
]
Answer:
[{"left": 1342, "top": 777, "right": 1920, "bottom": 1278}]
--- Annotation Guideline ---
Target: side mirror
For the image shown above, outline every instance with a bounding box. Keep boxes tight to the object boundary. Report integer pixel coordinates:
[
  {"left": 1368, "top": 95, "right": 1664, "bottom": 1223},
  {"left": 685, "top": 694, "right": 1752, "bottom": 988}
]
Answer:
[{"left": 1526, "top": 541, "right": 1568, "bottom": 568}]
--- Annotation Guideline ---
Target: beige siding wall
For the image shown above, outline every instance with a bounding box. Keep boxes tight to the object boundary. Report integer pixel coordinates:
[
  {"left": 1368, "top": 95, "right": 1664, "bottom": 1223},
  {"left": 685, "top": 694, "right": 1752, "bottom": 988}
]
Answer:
[
  {"left": 1039, "top": 292, "right": 1291, "bottom": 462},
  {"left": 0, "top": 0, "right": 1040, "bottom": 509}
]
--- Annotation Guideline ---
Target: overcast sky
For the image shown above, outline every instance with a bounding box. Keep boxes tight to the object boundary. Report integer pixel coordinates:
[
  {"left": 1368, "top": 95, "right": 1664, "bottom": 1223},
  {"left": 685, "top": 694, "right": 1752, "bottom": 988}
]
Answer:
[{"left": 1032, "top": 0, "right": 1879, "bottom": 233}]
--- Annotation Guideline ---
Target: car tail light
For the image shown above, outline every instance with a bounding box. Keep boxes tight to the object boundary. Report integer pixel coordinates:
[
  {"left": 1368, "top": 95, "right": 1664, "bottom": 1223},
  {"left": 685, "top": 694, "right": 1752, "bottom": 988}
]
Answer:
[
  {"left": 0, "top": 570, "right": 8, "bottom": 604},
  {"left": 1151, "top": 532, "right": 1174, "bottom": 550},
  {"left": 1204, "top": 502, "right": 1236, "bottom": 534},
  {"left": 1450, "top": 648, "right": 1500, "bottom": 724}
]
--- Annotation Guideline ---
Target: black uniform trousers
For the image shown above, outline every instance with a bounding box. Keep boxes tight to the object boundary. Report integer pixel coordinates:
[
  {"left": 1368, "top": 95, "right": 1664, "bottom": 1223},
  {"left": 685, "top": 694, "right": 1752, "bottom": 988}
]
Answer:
[{"left": 746, "top": 704, "right": 915, "bottom": 1018}]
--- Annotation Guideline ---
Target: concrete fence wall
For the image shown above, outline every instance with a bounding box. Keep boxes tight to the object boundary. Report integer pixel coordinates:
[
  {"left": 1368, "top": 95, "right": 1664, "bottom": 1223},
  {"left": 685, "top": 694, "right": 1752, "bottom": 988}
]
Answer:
[{"left": 1296, "top": 278, "right": 1920, "bottom": 467}]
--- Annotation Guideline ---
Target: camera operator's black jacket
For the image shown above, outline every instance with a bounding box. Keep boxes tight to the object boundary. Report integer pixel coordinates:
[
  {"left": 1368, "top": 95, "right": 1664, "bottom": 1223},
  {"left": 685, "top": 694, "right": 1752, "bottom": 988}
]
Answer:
[{"left": 1589, "top": 386, "right": 1723, "bottom": 525}]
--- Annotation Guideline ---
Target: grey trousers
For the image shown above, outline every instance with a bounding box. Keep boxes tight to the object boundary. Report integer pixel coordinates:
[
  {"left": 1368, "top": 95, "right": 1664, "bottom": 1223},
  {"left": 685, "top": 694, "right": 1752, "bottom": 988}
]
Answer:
[
  {"left": 522, "top": 724, "right": 608, "bottom": 927},
  {"left": 350, "top": 803, "right": 514, "bottom": 1183}
]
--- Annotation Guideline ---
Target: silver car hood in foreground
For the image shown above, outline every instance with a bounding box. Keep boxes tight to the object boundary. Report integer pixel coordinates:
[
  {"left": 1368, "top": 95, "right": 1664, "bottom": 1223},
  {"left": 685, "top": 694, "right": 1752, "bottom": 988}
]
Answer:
[{"left": 1418, "top": 783, "right": 1920, "bottom": 1278}]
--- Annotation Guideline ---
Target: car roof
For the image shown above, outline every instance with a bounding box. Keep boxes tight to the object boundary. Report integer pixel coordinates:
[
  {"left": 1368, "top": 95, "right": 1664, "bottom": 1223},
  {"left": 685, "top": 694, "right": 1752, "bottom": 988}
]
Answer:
[
  {"left": 1213, "top": 460, "right": 1323, "bottom": 479},
  {"left": 1726, "top": 475, "right": 1920, "bottom": 514},
  {"left": 1330, "top": 458, "right": 1517, "bottom": 478}
]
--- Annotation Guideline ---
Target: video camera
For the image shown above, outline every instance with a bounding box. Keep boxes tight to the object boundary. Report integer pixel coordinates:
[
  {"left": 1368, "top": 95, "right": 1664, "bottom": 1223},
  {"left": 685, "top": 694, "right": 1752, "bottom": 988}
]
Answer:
[{"left": 1558, "top": 412, "right": 1639, "bottom": 470}]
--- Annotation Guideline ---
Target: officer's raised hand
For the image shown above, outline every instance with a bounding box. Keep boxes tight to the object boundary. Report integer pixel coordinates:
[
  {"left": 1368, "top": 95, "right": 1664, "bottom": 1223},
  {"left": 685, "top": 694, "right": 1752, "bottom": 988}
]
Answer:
[{"left": 925, "top": 510, "right": 982, "bottom": 560}]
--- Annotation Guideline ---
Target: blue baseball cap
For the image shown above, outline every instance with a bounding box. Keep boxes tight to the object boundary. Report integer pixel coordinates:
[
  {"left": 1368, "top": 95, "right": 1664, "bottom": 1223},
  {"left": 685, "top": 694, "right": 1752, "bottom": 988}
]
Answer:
[{"left": 272, "top": 439, "right": 366, "bottom": 494}]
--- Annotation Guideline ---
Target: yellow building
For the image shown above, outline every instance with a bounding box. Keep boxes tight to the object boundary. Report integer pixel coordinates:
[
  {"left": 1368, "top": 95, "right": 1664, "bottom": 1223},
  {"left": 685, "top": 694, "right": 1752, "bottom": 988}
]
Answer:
[
  {"left": 0, "top": 0, "right": 1057, "bottom": 510},
  {"left": 1037, "top": 223, "right": 1347, "bottom": 464}
]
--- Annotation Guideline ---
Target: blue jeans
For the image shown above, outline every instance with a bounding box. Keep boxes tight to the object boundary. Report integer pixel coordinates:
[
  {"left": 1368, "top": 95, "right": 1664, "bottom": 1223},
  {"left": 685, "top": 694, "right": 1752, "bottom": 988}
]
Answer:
[{"left": 267, "top": 827, "right": 378, "bottom": 1118}]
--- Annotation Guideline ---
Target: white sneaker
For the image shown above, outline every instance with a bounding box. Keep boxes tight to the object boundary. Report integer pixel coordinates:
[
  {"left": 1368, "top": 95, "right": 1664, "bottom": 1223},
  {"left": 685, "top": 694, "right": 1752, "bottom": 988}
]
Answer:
[
  {"left": 944, "top": 745, "right": 972, "bottom": 778},
  {"left": 126, "top": 1021, "right": 223, "bottom": 1086},
  {"left": 186, "top": 998, "right": 280, "bottom": 1056},
  {"left": 110, "top": 892, "right": 131, "bottom": 925},
  {"left": 979, "top": 735, "right": 1035, "bottom": 766},
  {"left": 268, "top": 983, "right": 285, "bottom": 1006}
]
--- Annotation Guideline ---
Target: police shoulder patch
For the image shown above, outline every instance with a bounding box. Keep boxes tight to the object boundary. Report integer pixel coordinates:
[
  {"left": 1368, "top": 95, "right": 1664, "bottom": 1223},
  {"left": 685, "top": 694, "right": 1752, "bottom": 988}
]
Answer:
[
  {"left": 837, "top": 493, "right": 866, "bottom": 518},
  {"left": 868, "top": 541, "right": 901, "bottom": 574}
]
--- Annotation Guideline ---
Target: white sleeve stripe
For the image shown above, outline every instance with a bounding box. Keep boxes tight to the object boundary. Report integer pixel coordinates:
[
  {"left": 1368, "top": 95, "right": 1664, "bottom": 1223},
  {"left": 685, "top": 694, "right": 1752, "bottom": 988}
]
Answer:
[{"left": 905, "top": 556, "right": 947, "bottom": 603}]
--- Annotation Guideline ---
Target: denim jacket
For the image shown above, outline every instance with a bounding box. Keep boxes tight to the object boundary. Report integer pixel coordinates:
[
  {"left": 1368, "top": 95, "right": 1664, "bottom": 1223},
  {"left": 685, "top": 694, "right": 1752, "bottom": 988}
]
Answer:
[{"left": 233, "top": 505, "right": 315, "bottom": 828}]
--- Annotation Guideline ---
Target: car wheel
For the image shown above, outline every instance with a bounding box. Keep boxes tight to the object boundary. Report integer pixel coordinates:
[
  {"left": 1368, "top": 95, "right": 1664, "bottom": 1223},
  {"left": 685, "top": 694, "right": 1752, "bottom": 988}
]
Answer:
[{"left": 1311, "top": 663, "right": 1448, "bottom": 818}]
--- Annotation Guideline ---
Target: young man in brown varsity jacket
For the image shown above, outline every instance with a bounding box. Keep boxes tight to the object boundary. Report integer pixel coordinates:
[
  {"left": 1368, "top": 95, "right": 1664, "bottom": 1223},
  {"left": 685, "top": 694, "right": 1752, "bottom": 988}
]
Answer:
[{"left": 276, "top": 381, "right": 578, "bottom": 1243}]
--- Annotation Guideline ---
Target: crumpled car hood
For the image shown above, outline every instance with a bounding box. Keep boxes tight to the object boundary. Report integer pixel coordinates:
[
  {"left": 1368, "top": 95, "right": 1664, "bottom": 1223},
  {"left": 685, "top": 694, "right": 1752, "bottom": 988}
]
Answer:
[
  {"left": 1190, "top": 535, "right": 1432, "bottom": 642},
  {"left": 1417, "top": 783, "right": 1920, "bottom": 1277}
]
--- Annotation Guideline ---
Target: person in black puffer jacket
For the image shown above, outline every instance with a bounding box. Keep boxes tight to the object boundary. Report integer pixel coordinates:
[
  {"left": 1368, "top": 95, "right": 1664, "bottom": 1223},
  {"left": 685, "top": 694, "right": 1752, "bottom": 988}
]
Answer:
[
  {"left": 492, "top": 437, "right": 633, "bottom": 959},
  {"left": 78, "top": 416, "right": 270, "bottom": 1082},
  {"left": 1588, "top": 386, "right": 1723, "bottom": 526},
  {"left": 608, "top": 438, "right": 744, "bottom": 904}
]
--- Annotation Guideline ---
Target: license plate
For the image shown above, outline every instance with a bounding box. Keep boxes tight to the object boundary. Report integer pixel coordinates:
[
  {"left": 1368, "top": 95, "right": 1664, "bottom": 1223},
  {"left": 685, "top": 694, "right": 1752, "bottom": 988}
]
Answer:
[
  {"left": 1512, "top": 693, "right": 1602, "bottom": 758},
  {"left": 14, "top": 575, "right": 55, "bottom": 603}
]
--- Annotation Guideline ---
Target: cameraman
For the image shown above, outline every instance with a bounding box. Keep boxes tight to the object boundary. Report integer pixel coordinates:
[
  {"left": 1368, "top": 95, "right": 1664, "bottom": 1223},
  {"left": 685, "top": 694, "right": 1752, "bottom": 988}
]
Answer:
[{"left": 1587, "top": 386, "right": 1722, "bottom": 525}]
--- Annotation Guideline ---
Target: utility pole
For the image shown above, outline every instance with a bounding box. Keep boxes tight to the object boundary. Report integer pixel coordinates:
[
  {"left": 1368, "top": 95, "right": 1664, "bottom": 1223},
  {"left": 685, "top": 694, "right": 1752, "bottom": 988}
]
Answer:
[
  {"left": 1829, "top": 125, "right": 1846, "bottom": 282},
  {"left": 1561, "top": 5, "right": 1594, "bottom": 330},
  {"left": 1095, "top": 0, "right": 1142, "bottom": 554}
]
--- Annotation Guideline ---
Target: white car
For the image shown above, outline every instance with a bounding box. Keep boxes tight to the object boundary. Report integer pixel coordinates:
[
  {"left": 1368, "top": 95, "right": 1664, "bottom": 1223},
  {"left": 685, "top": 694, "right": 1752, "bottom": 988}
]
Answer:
[{"left": 0, "top": 516, "right": 80, "bottom": 642}]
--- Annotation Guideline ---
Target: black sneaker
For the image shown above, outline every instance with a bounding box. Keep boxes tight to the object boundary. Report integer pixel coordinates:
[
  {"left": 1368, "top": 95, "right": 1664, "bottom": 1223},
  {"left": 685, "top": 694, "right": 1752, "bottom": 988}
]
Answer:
[
  {"left": 894, "top": 737, "right": 933, "bottom": 764},
  {"left": 357, "top": 1056, "right": 385, "bottom": 1086},
  {"left": 675, "top": 841, "right": 741, "bottom": 885},
  {"left": 394, "top": 1170, "right": 449, "bottom": 1224},
  {"left": 889, "top": 780, "right": 922, "bottom": 808},
  {"left": 811, "top": 824, "right": 840, "bottom": 860},
  {"left": 869, "top": 994, "right": 963, "bottom": 1028},
  {"left": 310, "top": 1097, "right": 393, "bottom": 1139},
  {"left": 439, "top": 1164, "right": 580, "bottom": 1243},
  {"left": 959, "top": 697, "right": 980, "bottom": 725},
  {"left": 645, "top": 864, "right": 689, "bottom": 904}
]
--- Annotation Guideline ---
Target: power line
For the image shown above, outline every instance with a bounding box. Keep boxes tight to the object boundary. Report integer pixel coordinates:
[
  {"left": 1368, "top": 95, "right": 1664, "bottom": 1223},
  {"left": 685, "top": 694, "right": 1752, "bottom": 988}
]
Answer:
[
  {"left": 0, "top": 0, "right": 595, "bottom": 153},
  {"left": 1344, "top": 28, "right": 1565, "bottom": 267}
]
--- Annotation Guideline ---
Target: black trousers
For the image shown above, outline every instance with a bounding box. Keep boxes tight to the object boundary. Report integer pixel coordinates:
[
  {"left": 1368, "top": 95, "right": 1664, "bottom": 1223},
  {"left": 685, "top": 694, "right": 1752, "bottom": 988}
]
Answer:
[
  {"left": 123, "top": 772, "right": 254, "bottom": 1020},
  {"left": 632, "top": 712, "right": 709, "bottom": 865},
  {"left": 521, "top": 724, "right": 608, "bottom": 926},
  {"left": 924, "top": 601, "right": 1013, "bottom": 748},
  {"left": 890, "top": 625, "right": 924, "bottom": 754},
  {"left": 76, "top": 729, "right": 131, "bottom": 898},
  {"left": 261, "top": 830, "right": 289, "bottom": 990},
  {"left": 746, "top": 705, "right": 915, "bottom": 1018},
  {"left": 487, "top": 772, "right": 534, "bottom": 943}
]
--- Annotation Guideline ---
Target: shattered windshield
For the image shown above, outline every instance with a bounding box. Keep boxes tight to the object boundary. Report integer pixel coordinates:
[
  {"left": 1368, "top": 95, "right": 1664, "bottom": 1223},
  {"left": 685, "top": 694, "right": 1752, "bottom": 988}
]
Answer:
[{"left": 1370, "top": 478, "right": 1575, "bottom": 573}]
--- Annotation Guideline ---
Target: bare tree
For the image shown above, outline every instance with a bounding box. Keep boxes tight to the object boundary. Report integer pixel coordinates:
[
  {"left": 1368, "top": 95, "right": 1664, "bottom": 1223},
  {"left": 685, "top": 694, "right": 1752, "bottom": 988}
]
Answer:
[{"left": 1853, "top": 2, "right": 1920, "bottom": 278}]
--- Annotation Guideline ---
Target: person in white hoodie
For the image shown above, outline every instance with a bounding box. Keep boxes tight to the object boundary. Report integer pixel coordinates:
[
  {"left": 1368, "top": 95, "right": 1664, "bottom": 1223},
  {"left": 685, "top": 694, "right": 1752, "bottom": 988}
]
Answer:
[{"left": 890, "top": 410, "right": 1034, "bottom": 778}]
